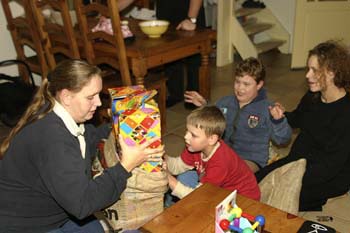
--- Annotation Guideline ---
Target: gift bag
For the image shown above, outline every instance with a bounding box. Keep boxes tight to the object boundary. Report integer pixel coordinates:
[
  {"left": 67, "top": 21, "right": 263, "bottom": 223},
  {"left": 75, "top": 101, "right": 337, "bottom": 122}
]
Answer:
[{"left": 95, "top": 132, "right": 168, "bottom": 231}]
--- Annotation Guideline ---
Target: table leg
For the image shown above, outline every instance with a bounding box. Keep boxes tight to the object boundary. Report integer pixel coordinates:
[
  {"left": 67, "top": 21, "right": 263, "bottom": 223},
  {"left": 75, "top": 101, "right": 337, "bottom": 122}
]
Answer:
[
  {"left": 131, "top": 57, "right": 167, "bottom": 133},
  {"left": 131, "top": 58, "right": 148, "bottom": 85}
]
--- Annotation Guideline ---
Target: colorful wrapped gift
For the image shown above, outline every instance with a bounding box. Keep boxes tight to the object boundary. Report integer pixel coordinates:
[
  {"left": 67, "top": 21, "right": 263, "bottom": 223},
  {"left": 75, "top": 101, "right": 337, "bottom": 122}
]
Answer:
[{"left": 109, "top": 85, "right": 162, "bottom": 172}]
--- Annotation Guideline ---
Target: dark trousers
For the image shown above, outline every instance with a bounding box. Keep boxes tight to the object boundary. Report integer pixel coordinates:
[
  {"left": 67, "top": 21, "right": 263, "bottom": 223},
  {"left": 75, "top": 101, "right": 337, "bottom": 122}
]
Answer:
[
  {"left": 255, "top": 155, "right": 350, "bottom": 211},
  {"left": 165, "top": 54, "right": 201, "bottom": 100},
  {"left": 156, "top": 0, "right": 205, "bottom": 101}
]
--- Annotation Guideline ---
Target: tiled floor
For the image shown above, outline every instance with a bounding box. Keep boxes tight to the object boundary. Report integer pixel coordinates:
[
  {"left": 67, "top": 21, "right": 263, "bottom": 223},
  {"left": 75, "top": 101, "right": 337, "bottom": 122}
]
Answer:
[{"left": 1, "top": 50, "right": 349, "bottom": 232}]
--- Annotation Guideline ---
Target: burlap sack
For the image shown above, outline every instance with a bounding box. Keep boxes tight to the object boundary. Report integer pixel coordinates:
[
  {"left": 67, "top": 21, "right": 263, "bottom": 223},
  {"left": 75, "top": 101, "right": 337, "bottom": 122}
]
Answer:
[{"left": 101, "top": 133, "right": 168, "bottom": 231}]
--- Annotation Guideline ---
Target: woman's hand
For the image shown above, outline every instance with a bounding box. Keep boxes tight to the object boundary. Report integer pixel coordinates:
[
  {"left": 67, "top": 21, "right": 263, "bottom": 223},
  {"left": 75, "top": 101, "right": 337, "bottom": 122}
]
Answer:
[
  {"left": 118, "top": 135, "right": 165, "bottom": 172},
  {"left": 162, "top": 158, "right": 168, "bottom": 171},
  {"left": 269, "top": 102, "right": 285, "bottom": 120},
  {"left": 184, "top": 91, "right": 207, "bottom": 107}
]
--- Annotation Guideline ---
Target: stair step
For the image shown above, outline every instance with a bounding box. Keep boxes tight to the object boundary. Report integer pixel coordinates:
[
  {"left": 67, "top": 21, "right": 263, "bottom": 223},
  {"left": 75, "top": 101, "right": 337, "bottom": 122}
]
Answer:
[
  {"left": 255, "top": 39, "right": 285, "bottom": 54},
  {"left": 244, "top": 22, "right": 273, "bottom": 36},
  {"left": 235, "top": 8, "right": 261, "bottom": 17},
  {"left": 240, "top": 17, "right": 258, "bottom": 26}
]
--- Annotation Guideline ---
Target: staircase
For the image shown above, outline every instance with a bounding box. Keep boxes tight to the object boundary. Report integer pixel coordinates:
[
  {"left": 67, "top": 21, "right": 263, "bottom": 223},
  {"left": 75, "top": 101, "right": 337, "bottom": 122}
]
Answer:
[{"left": 216, "top": 0, "right": 290, "bottom": 67}]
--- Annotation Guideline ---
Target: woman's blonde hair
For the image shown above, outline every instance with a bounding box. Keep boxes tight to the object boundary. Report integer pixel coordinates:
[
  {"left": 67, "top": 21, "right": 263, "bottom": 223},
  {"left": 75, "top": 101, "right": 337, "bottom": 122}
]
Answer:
[{"left": 0, "top": 59, "right": 101, "bottom": 157}]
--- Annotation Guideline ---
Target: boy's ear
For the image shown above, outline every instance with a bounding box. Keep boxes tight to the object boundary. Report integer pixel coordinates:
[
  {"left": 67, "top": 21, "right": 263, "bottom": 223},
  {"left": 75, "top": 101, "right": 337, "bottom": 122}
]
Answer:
[
  {"left": 208, "top": 134, "right": 219, "bottom": 146},
  {"left": 257, "top": 80, "right": 264, "bottom": 90}
]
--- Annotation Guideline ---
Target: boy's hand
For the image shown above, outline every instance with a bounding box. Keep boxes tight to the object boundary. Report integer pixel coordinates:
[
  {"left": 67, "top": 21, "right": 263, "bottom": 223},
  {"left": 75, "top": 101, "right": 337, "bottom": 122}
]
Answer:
[
  {"left": 269, "top": 102, "right": 285, "bottom": 120},
  {"left": 184, "top": 91, "right": 207, "bottom": 107},
  {"left": 167, "top": 173, "right": 178, "bottom": 191}
]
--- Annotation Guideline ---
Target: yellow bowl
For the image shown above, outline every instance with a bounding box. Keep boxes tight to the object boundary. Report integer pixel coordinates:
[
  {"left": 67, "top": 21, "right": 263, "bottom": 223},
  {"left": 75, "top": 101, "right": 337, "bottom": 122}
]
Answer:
[{"left": 139, "top": 20, "right": 169, "bottom": 38}]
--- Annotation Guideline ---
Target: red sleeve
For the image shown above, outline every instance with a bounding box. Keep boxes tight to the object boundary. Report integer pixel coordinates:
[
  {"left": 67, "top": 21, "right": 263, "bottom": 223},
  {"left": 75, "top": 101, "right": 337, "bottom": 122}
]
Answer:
[{"left": 180, "top": 148, "right": 196, "bottom": 166}]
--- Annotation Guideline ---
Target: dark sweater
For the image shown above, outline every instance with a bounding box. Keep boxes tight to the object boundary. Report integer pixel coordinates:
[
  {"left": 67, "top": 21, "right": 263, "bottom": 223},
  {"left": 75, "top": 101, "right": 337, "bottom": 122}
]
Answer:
[
  {"left": 0, "top": 112, "right": 130, "bottom": 233},
  {"left": 256, "top": 91, "right": 350, "bottom": 210},
  {"left": 156, "top": 0, "right": 206, "bottom": 28}
]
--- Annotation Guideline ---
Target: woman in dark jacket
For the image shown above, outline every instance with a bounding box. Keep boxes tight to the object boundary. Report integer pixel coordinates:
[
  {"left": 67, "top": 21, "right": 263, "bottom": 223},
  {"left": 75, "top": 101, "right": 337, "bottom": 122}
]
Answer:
[
  {"left": 0, "top": 60, "right": 164, "bottom": 233},
  {"left": 255, "top": 41, "right": 350, "bottom": 211}
]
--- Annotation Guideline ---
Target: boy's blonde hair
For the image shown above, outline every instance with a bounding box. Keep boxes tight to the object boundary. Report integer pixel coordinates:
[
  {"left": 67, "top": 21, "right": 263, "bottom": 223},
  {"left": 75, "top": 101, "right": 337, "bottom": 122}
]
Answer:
[{"left": 186, "top": 106, "right": 226, "bottom": 138}]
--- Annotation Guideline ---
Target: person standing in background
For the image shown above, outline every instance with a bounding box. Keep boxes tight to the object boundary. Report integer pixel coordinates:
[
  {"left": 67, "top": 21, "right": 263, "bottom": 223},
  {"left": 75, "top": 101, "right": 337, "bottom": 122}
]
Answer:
[{"left": 156, "top": 0, "right": 205, "bottom": 108}]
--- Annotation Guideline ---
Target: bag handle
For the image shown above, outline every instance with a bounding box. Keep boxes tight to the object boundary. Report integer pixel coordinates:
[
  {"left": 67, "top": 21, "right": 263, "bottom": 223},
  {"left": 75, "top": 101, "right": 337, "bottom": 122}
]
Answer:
[{"left": 0, "top": 59, "right": 35, "bottom": 88}]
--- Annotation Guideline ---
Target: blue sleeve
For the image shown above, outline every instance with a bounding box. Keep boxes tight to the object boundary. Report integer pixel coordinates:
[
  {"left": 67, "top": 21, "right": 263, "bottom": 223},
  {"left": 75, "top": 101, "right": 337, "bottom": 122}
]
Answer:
[{"left": 270, "top": 117, "right": 292, "bottom": 145}]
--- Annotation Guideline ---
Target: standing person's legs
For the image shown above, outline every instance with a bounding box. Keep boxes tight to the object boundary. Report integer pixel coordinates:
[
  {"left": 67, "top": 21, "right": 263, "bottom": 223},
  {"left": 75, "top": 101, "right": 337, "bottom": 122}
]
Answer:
[
  {"left": 165, "top": 61, "right": 185, "bottom": 107},
  {"left": 184, "top": 54, "right": 201, "bottom": 109},
  {"left": 185, "top": 54, "right": 201, "bottom": 93}
]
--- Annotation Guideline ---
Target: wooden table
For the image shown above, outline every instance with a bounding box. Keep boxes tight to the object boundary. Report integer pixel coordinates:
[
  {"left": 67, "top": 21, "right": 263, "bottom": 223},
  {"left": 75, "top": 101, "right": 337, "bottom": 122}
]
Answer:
[
  {"left": 140, "top": 183, "right": 306, "bottom": 233},
  {"left": 126, "top": 21, "right": 216, "bottom": 100}
]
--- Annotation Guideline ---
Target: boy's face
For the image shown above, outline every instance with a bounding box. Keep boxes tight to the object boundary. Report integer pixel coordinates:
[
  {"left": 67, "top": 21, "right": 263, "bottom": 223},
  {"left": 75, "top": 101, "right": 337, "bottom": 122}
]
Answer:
[
  {"left": 184, "top": 124, "right": 210, "bottom": 153},
  {"left": 234, "top": 74, "right": 263, "bottom": 107}
]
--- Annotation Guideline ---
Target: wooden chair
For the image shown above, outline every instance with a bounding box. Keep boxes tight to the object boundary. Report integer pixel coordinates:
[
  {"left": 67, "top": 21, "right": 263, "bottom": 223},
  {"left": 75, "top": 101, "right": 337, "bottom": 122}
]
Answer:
[
  {"left": 29, "top": 0, "right": 80, "bottom": 70},
  {"left": 1, "top": 0, "right": 49, "bottom": 81},
  {"left": 74, "top": 0, "right": 132, "bottom": 86},
  {"left": 74, "top": 0, "right": 167, "bottom": 132}
]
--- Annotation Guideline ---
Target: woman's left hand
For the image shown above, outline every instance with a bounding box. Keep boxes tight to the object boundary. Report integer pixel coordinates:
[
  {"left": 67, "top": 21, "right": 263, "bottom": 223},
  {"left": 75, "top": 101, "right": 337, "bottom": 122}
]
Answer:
[
  {"left": 119, "top": 135, "right": 165, "bottom": 172},
  {"left": 269, "top": 102, "right": 285, "bottom": 120}
]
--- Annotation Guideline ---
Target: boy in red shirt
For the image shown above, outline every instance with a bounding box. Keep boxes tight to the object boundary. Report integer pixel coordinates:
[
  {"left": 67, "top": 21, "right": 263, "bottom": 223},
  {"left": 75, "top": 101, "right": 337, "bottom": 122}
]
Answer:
[{"left": 165, "top": 106, "right": 260, "bottom": 201}]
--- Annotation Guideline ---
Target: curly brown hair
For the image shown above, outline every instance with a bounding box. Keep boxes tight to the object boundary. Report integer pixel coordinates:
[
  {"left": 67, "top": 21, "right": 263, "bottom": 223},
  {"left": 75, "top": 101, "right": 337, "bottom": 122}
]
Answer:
[{"left": 308, "top": 40, "right": 350, "bottom": 90}]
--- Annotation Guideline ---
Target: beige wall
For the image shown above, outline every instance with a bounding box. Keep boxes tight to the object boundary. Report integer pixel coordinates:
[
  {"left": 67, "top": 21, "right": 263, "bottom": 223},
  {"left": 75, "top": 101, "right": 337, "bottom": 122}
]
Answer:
[{"left": 0, "top": 2, "right": 19, "bottom": 75}]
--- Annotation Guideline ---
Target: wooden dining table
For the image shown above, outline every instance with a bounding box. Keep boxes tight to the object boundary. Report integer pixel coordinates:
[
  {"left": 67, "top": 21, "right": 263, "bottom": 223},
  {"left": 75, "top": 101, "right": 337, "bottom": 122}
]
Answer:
[
  {"left": 139, "top": 183, "right": 308, "bottom": 233},
  {"left": 126, "top": 20, "right": 216, "bottom": 100}
]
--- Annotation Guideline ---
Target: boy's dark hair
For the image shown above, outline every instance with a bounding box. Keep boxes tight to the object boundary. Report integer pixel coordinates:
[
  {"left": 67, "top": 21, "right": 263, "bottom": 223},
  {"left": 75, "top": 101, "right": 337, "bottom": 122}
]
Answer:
[
  {"left": 235, "top": 57, "right": 266, "bottom": 83},
  {"left": 186, "top": 106, "right": 226, "bottom": 138}
]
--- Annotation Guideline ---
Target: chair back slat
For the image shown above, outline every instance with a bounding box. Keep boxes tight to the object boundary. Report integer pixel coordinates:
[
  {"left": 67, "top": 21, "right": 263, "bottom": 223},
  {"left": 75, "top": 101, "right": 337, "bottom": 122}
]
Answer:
[
  {"left": 74, "top": 0, "right": 132, "bottom": 86},
  {"left": 30, "top": 0, "right": 80, "bottom": 70}
]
